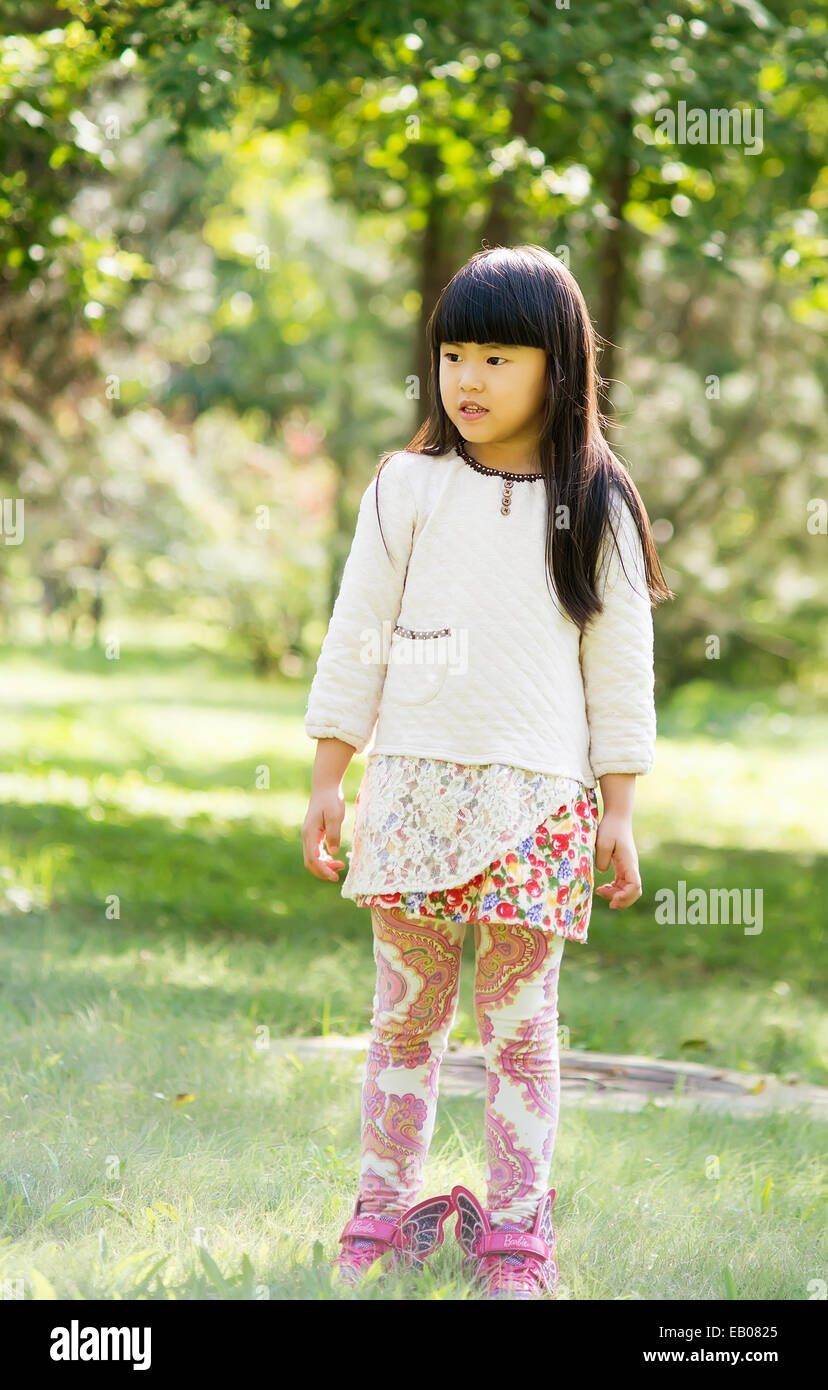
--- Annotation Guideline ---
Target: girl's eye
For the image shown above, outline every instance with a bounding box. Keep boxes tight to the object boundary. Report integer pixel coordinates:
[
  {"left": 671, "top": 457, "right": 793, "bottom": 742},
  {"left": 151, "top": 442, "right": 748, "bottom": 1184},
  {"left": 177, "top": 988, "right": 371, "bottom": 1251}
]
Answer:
[{"left": 442, "top": 352, "right": 507, "bottom": 365}]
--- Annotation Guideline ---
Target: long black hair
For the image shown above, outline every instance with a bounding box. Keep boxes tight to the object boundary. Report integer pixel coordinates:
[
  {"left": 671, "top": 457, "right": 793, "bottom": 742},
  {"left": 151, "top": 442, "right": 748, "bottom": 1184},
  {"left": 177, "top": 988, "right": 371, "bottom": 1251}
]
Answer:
[{"left": 373, "top": 242, "right": 673, "bottom": 631}]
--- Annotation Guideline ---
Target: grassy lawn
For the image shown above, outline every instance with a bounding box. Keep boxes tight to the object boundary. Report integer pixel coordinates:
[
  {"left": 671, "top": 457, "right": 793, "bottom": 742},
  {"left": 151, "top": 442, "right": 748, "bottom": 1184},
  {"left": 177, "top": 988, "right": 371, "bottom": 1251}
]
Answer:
[{"left": 0, "top": 642, "right": 825, "bottom": 1299}]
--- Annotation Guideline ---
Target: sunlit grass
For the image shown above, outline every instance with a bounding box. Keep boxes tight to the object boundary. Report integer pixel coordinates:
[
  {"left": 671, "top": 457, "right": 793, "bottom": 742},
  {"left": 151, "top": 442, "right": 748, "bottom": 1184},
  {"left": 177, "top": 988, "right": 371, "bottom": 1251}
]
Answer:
[{"left": 0, "top": 642, "right": 825, "bottom": 1298}]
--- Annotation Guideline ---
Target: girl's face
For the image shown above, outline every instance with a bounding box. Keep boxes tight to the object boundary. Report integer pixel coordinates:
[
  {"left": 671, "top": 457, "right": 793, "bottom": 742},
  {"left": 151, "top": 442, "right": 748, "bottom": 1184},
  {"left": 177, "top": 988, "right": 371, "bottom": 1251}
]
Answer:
[{"left": 439, "top": 340, "right": 548, "bottom": 446}]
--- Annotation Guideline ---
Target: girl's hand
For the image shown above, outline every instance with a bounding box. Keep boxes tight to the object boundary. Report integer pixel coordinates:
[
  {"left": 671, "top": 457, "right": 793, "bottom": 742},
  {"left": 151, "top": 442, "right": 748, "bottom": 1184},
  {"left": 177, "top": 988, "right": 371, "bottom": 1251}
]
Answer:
[
  {"left": 593, "top": 811, "right": 642, "bottom": 909},
  {"left": 302, "top": 786, "right": 347, "bottom": 882}
]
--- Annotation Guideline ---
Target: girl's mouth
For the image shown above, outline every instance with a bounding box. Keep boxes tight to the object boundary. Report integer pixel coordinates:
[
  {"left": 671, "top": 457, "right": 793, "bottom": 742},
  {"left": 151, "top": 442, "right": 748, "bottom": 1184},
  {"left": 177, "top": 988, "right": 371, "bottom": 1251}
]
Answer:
[{"left": 459, "top": 405, "right": 489, "bottom": 419}]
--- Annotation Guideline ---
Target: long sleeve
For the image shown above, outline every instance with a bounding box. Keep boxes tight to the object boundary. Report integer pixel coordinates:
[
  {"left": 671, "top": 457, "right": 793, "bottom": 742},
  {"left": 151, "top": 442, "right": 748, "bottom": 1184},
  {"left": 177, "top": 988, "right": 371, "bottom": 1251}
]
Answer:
[
  {"left": 304, "top": 452, "right": 417, "bottom": 754},
  {"left": 579, "top": 489, "right": 656, "bottom": 778}
]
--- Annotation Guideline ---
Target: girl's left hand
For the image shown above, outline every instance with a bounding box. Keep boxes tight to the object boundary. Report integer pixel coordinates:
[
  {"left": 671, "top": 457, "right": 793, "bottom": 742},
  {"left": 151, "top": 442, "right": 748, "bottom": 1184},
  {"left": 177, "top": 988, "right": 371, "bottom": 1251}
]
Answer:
[{"left": 593, "top": 812, "right": 642, "bottom": 909}]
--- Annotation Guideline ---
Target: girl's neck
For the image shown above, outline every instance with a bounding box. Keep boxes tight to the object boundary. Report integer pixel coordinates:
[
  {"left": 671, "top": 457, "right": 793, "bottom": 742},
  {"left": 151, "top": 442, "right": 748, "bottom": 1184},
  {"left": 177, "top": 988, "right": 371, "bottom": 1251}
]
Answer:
[{"left": 458, "top": 439, "right": 550, "bottom": 475}]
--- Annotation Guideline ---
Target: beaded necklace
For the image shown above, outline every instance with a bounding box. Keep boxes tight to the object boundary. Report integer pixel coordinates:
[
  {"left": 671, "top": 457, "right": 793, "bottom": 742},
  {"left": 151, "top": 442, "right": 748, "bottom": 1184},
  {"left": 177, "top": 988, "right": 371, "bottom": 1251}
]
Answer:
[{"left": 454, "top": 439, "right": 543, "bottom": 515}]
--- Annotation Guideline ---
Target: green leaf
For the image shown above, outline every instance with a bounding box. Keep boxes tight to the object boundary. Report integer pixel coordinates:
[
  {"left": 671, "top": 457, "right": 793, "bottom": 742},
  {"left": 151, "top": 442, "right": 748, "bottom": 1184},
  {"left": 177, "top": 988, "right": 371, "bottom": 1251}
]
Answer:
[
  {"left": 130, "top": 1255, "right": 172, "bottom": 1297},
  {"left": 238, "top": 1252, "right": 256, "bottom": 1298},
  {"left": 42, "top": 1191, "right": 97, "bottom": 1226},
  {"left": 198, "top": 1245, "right": 231, "bottom": 1295}
]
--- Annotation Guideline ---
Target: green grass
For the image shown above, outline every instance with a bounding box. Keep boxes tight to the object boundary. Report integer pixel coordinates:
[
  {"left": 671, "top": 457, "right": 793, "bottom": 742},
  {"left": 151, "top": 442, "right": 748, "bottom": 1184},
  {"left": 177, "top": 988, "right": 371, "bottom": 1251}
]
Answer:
[{"left": 0, "top": 640, "right": 825, "bottom": 1299}]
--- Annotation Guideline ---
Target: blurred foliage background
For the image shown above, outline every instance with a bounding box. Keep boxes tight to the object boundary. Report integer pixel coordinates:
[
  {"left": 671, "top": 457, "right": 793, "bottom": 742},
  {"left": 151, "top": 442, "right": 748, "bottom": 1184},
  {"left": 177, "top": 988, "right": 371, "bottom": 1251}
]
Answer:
[
  {"left": 1, "top": 5, "right": 827, "bottom": 1302},
  {"left": 0, "top": 0, "right": 826, "bottom": 697}
]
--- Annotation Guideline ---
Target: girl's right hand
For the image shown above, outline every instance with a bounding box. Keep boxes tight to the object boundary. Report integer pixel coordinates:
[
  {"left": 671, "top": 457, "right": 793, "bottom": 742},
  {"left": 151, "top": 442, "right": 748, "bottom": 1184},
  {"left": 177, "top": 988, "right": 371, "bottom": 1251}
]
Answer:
[{"left": 302, "top": 787, "right": 347, "bottom": 882}]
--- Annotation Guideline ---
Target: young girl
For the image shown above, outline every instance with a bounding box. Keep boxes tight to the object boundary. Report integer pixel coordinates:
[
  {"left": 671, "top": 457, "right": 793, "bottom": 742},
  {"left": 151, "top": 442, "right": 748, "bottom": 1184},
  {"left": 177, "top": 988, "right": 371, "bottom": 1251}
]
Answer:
[{"left": 301, "top": 243, "right": 672, "bottom": 1300}]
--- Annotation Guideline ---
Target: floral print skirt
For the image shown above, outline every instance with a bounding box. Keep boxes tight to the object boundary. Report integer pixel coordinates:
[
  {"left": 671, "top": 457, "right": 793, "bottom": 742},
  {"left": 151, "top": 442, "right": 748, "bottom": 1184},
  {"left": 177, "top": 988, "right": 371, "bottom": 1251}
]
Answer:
[{"left": 354, "top": 785, "right": 599, "bottom": 945}]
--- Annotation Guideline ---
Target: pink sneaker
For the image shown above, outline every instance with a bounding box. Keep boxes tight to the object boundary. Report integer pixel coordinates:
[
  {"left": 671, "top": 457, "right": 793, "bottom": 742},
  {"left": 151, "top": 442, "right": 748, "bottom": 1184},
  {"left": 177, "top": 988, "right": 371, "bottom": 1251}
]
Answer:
[
  {"left": 332, "top": 1192, "right": 454, "bottom": 1288},
  {"left": 451, "top": 1184, "right": 559, "bottom": 1299}
]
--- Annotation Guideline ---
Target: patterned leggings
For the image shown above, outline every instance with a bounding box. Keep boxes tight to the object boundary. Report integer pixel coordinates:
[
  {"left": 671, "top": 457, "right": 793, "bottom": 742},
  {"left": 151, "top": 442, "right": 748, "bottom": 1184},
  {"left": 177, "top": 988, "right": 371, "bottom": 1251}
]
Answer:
[{"left": 356, "top": 902, "right": 566, "bottom": 1230}]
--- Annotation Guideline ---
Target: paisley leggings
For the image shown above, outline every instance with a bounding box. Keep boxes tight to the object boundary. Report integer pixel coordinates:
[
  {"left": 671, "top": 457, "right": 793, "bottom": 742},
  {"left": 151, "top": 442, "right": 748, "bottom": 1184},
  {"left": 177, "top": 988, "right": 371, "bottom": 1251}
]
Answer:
[{"left": 356, "top": 902, "right": 566, "bottom": 1230}]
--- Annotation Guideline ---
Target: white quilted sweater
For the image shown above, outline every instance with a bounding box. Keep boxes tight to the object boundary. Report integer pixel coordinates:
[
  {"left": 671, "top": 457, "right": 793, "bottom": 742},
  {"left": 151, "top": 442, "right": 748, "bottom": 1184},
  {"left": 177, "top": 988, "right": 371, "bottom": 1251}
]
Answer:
[{"left": 304, "top": 447, "right": 656, "bottom": 786}]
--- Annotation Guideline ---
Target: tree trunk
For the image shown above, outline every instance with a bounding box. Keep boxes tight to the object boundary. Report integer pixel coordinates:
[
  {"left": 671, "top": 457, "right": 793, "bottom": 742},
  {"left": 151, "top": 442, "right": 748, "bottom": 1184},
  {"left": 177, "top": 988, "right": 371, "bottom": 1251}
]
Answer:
[
  {"left": 90, "top": 543, "right": 108, "bottom": 645},
  {"left": 480, "top": 82, "right": 536, "bottom": 251},
  {"left": 415, "top": 165, "right": 456, "bottom": 422},
  {"left": 596, "top": 109, "right": 635, "bottom": 425}
]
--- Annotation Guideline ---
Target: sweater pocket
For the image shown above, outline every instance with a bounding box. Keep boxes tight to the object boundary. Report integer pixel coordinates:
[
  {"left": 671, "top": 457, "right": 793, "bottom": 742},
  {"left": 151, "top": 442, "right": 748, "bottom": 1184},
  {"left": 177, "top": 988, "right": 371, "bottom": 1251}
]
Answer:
[{"left": 384, "top": 625, "right": 453, "bottom": 706}]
